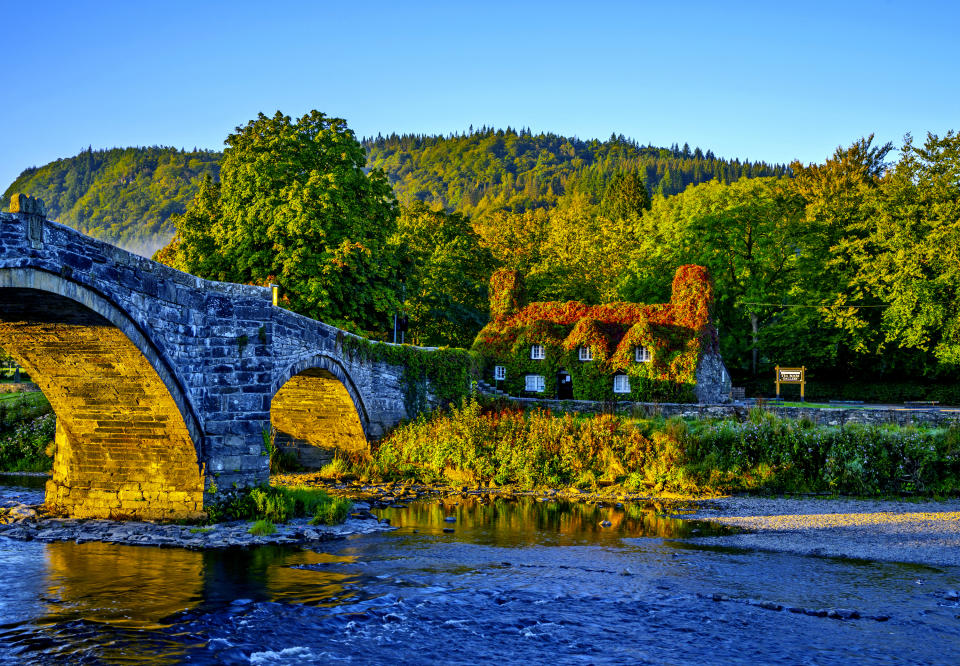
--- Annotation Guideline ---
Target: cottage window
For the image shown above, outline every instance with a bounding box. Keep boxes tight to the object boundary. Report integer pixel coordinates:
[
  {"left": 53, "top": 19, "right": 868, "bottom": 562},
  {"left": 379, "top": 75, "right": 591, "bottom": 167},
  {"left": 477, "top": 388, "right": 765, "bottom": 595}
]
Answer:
[
  {"left": 530, "top": 344, "right": 546, "bottom": 360},
  {"left": 635, "top": 345, "right": 651, "bottom": 363},
  {"left": 494, "top": 365, "right": 506, "bottom": 380},
  {"left": 578, "top": 346, "right": 593, "bottom": 361},
  {"left": 613, "top": 374, "right": 631, "bottom": 393},
  {"left": 525, "top": 374, "right": 545, "bottom": 392}
]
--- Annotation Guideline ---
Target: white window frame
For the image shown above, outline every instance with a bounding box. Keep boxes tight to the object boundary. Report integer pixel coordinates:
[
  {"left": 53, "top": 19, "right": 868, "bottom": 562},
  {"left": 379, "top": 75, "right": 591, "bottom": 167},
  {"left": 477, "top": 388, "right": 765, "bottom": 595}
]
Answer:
[
  {"left": 530, "top": 344, "right": 546, "bottom": 360},
  {"left": 578, "top": 346, "right": 593, "bottom": 361},
  {"left": 613, "top": 374, "right": 631, "bottom": 393},
  {"left": 494, "top": 365, "right": 506, "bottom": 381},
  {"left": 525, "top": 374, "right": 545, "bottom": 393},
  {"left": 635, "top": 345, "right": 651, "bottom": 363}
]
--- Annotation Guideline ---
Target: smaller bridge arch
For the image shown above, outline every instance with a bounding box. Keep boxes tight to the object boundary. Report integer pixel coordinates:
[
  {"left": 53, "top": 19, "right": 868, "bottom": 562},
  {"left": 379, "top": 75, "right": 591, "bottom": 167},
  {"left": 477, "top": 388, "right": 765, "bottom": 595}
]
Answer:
[{"left": 270, "top": 354, "right": 371, "bottom": 469}]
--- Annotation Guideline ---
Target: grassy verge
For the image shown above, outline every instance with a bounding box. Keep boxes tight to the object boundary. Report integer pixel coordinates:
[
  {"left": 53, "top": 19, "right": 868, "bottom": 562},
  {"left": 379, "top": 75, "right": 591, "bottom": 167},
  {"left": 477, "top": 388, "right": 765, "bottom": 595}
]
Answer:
[{"left": 357, "top": 396, "right": 960, "bottom": 497}]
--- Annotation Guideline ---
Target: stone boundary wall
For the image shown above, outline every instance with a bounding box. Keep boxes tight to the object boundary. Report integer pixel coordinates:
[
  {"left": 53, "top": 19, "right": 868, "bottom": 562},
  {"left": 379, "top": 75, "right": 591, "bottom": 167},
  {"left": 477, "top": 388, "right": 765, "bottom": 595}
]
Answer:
[{"left": 509, "top": 397, "right": 960, "bottom": 428}]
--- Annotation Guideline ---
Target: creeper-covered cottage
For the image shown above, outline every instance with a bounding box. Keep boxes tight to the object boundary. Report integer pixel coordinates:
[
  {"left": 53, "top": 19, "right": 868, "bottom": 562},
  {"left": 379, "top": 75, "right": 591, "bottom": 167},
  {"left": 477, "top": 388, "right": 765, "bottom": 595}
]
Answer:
[{"left": 471, "top": 265, "right": 730, "bottom": 403}]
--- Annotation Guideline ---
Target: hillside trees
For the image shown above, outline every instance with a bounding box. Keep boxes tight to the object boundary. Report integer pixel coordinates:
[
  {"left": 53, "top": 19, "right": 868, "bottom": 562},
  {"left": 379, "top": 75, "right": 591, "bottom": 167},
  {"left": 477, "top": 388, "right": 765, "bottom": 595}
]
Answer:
[
  {"left": 2, "top": 146, "right": 219, "bottom": 252},
  {"left": 155, "top": 111, "right": 400, "bottom": 334},
  {"left": 364, "top": 129, "right": 788, "bottom": 221}
]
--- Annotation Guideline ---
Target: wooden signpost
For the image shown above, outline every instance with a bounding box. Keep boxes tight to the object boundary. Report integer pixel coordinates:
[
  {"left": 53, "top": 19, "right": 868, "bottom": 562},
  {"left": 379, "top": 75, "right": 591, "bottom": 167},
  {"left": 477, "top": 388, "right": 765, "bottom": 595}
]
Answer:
[{"left": 775, "top": 365, "right": 806, "bottom": 401}]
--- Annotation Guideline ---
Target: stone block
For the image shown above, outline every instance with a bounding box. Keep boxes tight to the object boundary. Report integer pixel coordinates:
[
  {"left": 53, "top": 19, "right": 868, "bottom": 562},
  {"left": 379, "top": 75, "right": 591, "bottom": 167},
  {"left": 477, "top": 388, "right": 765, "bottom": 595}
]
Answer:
[{"left": 9, "top": 193, "right": 46, "bottom": 216}]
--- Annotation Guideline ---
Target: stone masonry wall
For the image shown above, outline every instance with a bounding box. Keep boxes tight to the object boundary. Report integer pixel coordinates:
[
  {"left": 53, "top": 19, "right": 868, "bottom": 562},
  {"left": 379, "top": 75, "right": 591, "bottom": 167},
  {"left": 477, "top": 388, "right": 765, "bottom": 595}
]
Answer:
[
  {"left": 267, "top": 309, "right": 411, "bottom": 442},
  {"left": 513, "top": 397, "right": 960, "bottom": 428},
  {"left": 0, "top": 291, "right": 203, "bottom": 519}
]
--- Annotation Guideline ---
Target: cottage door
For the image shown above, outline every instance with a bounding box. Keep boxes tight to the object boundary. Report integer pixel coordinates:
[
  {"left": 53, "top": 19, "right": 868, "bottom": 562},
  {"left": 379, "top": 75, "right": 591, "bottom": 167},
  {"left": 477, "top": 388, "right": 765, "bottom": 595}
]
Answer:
[{"left": 557, "top": 369, "right": 573, "bottom": 399}]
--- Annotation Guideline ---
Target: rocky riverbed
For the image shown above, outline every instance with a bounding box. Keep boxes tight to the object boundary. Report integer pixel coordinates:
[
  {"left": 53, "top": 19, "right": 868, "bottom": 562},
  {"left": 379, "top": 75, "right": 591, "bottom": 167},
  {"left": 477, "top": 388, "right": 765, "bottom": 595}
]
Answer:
[{"left": 0, "top": 498, "right": 392, "bottom": 549}]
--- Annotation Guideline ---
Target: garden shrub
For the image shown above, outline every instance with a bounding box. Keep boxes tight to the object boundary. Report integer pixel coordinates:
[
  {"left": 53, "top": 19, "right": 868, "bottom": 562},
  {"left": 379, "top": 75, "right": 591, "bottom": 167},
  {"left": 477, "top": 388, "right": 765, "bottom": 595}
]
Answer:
[{"left": 0, "top": 413, "right": 55, "bottom": 472}]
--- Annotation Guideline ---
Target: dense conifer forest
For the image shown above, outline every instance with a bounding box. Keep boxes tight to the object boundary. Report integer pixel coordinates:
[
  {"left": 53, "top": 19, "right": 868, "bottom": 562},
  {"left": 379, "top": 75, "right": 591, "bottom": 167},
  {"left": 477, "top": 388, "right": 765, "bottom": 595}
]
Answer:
[{"left": 364, "top": 128, "right": 788, "bottom": 218}]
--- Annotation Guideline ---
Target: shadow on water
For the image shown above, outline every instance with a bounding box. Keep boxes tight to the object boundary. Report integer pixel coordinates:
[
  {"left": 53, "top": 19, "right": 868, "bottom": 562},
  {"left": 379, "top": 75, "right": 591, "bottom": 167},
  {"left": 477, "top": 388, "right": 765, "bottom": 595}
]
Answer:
[{"left": 0, "top": 472, "right": 48, "bottom": 490}]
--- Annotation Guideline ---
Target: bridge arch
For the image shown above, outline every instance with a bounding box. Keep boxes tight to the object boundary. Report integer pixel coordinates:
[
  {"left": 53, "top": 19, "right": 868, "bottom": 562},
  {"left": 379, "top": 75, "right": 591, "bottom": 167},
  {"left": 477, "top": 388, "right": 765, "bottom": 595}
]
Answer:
[
  {"left": 0, "top": 268, "right": 204, "bottom": 519},
  {"left": 270, "top": 354, "right": 371, "bottom": 469}
]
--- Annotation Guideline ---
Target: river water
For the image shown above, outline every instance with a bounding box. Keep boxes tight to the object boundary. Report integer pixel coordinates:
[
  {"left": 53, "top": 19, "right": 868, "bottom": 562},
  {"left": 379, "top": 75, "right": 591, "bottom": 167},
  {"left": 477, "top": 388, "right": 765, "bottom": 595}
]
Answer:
[{"left": 1, "top": 479, "right": 959, "bottom": 664}]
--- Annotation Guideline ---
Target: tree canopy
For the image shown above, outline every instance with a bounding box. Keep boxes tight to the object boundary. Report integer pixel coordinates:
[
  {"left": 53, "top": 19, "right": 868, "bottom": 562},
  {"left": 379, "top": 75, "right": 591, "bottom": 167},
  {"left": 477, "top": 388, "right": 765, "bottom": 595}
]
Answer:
[
  {"left": 155, "top": 111, "right": 400, "bottom": 334},
  {"left": 390, "top": 203, "right": 494, "bottom": 347},
  {"left": 10, "top": 120, "right": 960, "bottom": 399}
]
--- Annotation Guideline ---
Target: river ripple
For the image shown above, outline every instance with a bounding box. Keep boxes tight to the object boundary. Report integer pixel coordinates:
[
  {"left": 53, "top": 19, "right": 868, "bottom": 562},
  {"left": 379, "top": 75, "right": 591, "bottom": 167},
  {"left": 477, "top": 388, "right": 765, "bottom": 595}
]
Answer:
[{"left": 1, "top": 483, "right": 958, "bottom": 664}]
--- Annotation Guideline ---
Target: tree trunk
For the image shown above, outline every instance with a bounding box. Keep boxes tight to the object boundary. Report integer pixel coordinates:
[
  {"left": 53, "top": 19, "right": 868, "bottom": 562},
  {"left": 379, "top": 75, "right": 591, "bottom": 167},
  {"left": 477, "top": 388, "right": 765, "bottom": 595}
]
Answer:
[{"left": 751, "top": 313, "right": 759, "bottom": 375}]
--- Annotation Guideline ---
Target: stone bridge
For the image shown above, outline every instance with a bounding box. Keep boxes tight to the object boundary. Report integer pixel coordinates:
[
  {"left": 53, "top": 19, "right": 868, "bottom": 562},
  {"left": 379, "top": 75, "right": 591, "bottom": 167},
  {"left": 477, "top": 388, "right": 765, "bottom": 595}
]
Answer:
[{"left": 0, "top": 199, "right": 454, "bottom": 519}]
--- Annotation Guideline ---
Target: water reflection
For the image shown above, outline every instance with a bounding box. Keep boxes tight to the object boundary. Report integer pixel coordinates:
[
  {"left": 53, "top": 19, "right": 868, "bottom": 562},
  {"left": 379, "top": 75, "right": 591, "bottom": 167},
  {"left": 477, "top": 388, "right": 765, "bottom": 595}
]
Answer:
[
  {"left": 1, "top": 541, "right": 360, "bottom": 664},
  {"left": 374, "top": 496, "right": 730, "bottom": 546},
  {"left": 200, "top": 546, "right": 358, "bottom": 607},
  {"left": 43, "top": 542, "right": 203, "bottom": 629},
  {"left": 0, "top": 473, "right": 47, "bottom": 490}
]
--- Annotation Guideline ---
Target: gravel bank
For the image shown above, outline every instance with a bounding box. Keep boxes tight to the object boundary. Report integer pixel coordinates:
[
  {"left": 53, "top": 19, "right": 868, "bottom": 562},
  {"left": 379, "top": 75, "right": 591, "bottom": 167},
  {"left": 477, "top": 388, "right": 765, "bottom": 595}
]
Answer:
[{"left": 681, "top": 496, "right": 960, "bottom": 567}]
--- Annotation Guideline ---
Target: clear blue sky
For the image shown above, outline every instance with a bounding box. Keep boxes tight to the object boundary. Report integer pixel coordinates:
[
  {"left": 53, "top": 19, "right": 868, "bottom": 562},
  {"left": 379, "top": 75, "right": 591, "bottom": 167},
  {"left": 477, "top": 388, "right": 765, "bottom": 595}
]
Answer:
[{"left": 3, "top": 0, "right": 958, "bottom": 190}]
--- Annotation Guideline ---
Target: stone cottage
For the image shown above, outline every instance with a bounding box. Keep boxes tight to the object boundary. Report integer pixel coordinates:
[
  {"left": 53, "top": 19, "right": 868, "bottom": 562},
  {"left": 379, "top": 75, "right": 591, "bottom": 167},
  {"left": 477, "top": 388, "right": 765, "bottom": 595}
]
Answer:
[{"left": 471, "top": 265, "right": 730, "bottom": 403}]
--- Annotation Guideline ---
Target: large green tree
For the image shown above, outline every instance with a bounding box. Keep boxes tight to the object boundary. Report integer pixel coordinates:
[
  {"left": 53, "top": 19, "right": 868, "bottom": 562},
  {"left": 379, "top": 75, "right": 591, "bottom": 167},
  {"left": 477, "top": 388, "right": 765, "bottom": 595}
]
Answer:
[
  {"left": 621, "top": 177, "right": 806, "bottom": 374},
  {"left": 785, "top": 136, "right": 893, "bottom": 367},
  {"left": 391, "top": 203, "right": 495, "bottom": 347},
  {"left": 852, "top": 132, "right": 960, "bottom": 366},
  {"left": 155, "top": 111, "right": 400, "bottom": 334}
]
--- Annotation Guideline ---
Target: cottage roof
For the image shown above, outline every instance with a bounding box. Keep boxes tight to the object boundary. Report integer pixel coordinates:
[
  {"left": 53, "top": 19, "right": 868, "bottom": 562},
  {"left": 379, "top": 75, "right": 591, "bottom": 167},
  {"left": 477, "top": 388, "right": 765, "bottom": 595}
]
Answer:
[{"left": 473, "top": 265, "right": 716, "bottom": 357}]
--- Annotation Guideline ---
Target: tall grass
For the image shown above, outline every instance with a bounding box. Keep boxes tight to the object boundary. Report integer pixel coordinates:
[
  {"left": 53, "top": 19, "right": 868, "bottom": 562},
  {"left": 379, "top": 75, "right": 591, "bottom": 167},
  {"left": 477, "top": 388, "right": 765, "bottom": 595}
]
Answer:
[{"left": 367, "top": 397, "right": 960, "bottom": 496}]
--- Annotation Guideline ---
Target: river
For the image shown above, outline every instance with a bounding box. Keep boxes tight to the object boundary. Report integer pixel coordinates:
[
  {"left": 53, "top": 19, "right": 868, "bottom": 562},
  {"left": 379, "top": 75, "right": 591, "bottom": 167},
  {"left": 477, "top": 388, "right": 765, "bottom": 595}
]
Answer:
[{"left": 1, "top": 478, "right": 958, "bottom": 664}]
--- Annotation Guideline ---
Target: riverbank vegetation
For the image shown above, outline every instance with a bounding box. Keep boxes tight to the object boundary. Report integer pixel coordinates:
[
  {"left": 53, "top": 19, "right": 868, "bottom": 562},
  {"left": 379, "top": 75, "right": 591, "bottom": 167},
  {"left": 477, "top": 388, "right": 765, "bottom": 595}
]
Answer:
[
  {"left": 0, "top": 391, "right": 53, "bottom": 473},
  {"left": 206, "top": 484, "right": 351, "bottom": 527},
  {"left": 360, "top": 398, "right": 960, "bottom": 497}
]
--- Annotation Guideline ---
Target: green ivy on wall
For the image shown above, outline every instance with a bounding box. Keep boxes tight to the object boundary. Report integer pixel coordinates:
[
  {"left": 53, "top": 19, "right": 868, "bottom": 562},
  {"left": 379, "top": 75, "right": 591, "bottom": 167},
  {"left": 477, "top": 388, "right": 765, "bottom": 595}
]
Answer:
[{"left": 340, "top": 336, "right": 481, "bottom": 416}]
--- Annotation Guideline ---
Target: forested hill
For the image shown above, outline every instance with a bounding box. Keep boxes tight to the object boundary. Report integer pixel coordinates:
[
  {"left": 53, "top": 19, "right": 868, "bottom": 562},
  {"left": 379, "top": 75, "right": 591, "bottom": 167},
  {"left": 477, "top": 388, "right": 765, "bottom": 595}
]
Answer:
[
  {"left": 363, "top": 128, "right": 790, "bottom": 218},
  {"left": 2, "top": 147, "right": 220, "bottom": 255},
  {"left": 2, "top": 130, "right": 788, "bottom": 251}
]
